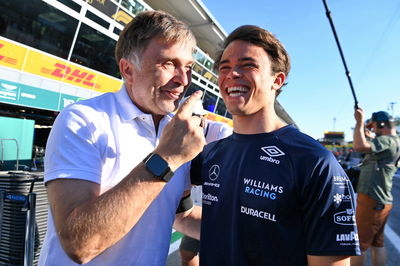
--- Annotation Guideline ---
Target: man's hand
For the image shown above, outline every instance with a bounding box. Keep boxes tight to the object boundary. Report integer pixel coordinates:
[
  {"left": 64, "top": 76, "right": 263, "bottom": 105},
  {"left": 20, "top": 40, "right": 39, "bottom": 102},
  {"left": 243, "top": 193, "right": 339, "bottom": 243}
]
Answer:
[
  {"left": 353, "top": 106, "right": 372, "bottom": 153},
  {"left": 354, "top": 108, "right": 364, "bottom": 124},
  {"left": 155, "top": 90, "right": 206, "bottom": 170}
]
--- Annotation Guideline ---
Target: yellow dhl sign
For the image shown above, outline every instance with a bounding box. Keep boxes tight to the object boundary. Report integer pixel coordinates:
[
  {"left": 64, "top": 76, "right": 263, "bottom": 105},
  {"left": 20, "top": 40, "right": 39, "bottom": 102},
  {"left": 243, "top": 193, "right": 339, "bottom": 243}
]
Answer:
[
  {"left": 0, "top": 40, "right": 27, "bottom": 70},
  {"left": 0, "top": 38, "right": 122, "bottom": 93},
  {"left": 205, "top": 112, "right": 233, "bottom": 127}
]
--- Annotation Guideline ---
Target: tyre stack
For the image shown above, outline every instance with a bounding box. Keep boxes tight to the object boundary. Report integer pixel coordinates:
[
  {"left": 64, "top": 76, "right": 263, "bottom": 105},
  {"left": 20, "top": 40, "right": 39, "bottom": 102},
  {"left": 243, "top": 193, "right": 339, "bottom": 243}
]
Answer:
[{"left": 0, "top": 171, "right": 48, "bottom": 266}]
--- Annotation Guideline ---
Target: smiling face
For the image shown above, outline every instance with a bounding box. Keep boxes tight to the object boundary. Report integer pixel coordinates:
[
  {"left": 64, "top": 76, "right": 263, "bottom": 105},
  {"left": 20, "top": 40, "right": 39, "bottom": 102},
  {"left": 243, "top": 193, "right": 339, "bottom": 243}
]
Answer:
[
  {"left": 121, "top": 36, "right": 194, "bottom": 116},
  {"left": 218, "top": 40, "right": 285, "bottom": 117}
]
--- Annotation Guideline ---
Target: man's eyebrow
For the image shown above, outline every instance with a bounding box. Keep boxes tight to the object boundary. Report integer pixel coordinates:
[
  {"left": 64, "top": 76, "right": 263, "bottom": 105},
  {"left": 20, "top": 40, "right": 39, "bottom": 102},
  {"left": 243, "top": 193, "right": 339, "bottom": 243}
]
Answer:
[
  {"left": 238, "top": 57, "right": 256, "bottom": 62},
  {"left": 219, "top": 59, "right": 230, "bottom": 65},
  {"left": 219, "top": 57, "right": 257, "bottom": 66}
]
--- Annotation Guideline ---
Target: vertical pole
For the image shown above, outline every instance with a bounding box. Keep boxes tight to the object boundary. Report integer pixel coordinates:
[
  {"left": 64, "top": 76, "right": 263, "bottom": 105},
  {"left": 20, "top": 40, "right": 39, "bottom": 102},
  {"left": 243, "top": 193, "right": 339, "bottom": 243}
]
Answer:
[
  {"left": 322, "top": 0, "right": 359, "bottom": 109},
  {"left": 0, "top": 191, "right": 4, "bottom": 244},
  {"left": 23, "top": 193, "right": 36, "bottom": 266}
]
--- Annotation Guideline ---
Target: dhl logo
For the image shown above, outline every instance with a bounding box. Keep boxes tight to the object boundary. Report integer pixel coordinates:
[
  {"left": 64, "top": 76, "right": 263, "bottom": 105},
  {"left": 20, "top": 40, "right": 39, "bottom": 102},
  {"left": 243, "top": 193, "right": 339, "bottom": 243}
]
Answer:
[
  {"left": 43, "top": 63, "right": 100, "bottom": 89},
  {"left": 0, "top": 43, "right": 19, "bottom": 66},
  {"left": 0, "top": 38, "right": 122, "bottom": 93},
  {"left": 112, "top": 10, "right": 133, "bottom": 25}
]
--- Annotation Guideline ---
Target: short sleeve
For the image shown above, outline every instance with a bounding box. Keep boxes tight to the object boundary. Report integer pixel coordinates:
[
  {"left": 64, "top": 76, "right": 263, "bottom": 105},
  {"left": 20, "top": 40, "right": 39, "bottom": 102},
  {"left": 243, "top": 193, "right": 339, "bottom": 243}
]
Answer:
[
  {"left": 44, "top": 106, "right": 104, "bottom": 184},
  {"left": 176, "top": 162, "right": 192, "bottom": 191},
  {"left": 302, "top": 152, "right": 360, "bottom": 256},
  {"left": 370, "top": 135, "right": 393, "bottom": 153},
  {"left": 190, "top": 153, "right": 203, "bottom": 185}
]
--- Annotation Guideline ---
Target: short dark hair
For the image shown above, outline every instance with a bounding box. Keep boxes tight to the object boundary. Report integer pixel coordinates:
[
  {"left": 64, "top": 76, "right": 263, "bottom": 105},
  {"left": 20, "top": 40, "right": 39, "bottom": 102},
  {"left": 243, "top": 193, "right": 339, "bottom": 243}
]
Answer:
[
  {"left": 115, "top": 10, "right": 196, "bottom": 67},
  {"left": 214, "top": 25, "right": 291, "bottom": 77}
]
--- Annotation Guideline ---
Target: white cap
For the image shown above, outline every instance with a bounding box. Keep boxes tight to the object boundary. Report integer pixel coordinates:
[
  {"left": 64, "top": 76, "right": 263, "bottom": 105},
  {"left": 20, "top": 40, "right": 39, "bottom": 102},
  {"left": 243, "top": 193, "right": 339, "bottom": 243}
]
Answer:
[{"left": 180, "top": 96, "right": 207, "bottom": 116}]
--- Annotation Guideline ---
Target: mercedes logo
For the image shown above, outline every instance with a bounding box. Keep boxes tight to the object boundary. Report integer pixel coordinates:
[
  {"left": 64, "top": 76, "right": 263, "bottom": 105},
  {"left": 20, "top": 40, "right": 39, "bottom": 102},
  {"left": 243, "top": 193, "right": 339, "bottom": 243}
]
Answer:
[{"left": 208, "top": 164, "right": 220, "bottom": 181}]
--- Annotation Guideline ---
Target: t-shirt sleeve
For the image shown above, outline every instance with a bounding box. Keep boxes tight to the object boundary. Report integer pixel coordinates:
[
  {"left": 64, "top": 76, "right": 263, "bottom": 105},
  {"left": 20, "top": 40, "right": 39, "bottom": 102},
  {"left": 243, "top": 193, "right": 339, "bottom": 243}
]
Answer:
[
  {"left": 370, "top": 135, "right": 392, "bottom": 153},
  {"left": 190, "top": 153, "right": 203, "bottom": 186},
  {"left": 301, "top": 151, "right": 361, "bottom": 256},
  {"left": 44, "top": 106, "right": 103, "bottom": 184}
]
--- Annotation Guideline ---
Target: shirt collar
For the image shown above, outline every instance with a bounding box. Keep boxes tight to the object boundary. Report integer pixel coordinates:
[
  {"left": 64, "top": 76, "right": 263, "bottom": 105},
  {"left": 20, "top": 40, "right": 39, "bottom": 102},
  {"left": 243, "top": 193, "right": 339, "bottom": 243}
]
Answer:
[{"left": 115, "top": 84, "right": 174, "bottom": 122}]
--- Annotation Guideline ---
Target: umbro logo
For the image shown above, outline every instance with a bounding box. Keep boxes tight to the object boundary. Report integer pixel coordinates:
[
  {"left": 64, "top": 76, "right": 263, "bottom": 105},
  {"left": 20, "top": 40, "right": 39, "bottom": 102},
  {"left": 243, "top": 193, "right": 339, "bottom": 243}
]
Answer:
[{"left": 261, "top": 146, "right": 285, "bottom": 157}]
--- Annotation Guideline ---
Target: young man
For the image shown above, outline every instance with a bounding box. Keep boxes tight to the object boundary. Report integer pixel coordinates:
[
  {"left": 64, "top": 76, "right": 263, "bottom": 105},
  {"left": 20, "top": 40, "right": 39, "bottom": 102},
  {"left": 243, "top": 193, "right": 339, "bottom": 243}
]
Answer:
[
  {"left": 39, "top": 11, "right": 205, "bottom": 265},
  {"left": 191, "top": 25, "right": 361, "bottom": 265},
  {"left": 351, "top": 109, "right": 400, "bottom": 266}
]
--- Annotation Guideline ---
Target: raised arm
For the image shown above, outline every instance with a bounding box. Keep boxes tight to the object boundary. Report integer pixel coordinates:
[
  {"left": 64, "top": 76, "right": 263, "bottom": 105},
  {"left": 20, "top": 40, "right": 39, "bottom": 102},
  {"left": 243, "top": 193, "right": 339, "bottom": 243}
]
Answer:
[{"left": 353, "top": 108, "right": 372, "bottom": 153}]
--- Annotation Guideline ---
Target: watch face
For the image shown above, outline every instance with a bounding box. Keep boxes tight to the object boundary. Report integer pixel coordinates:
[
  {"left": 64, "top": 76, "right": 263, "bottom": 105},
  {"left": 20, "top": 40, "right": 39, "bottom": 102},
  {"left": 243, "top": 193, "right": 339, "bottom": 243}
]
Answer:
[{"left": 147, "top": 154, "right": 168, "bottom": 176}]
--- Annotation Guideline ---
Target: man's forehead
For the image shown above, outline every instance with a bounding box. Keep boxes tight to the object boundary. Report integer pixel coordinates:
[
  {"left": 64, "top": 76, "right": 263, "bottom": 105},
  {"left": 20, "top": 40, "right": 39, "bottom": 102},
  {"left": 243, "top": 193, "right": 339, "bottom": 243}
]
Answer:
[
  {"left": 221, "top": 41, "right": 267, "bottom": 61},
  {"left": 148, "top": 38, "right": 194, "bottom": 59},
  {"left": 220, "top": 56, "right": 257, "bottom": 65}
]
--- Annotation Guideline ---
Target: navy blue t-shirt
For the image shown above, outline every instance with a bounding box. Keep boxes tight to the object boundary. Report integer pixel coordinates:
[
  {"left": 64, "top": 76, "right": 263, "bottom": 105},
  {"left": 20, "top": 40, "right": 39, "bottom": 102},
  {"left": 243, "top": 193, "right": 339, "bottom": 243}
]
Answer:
[{"left": 191, "top": 125, "right": 360, "bottom": 266}]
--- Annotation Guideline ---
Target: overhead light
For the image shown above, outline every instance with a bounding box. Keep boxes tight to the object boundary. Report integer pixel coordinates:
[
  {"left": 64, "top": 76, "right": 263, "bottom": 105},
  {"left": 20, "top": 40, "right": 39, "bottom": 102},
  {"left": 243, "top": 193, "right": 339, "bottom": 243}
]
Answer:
[
  {"left": 188, "top": 0, "right": 208, "bottom": 21},
  {"left": 212, "top": 25, "right": 225, "bottom": 41}
]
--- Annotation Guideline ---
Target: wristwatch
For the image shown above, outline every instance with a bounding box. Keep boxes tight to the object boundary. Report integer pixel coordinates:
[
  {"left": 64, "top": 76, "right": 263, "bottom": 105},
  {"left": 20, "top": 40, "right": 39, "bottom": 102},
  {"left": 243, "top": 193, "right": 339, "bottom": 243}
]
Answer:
[{"left": 143, "top": 153, "right": 174, "bottom": 182}]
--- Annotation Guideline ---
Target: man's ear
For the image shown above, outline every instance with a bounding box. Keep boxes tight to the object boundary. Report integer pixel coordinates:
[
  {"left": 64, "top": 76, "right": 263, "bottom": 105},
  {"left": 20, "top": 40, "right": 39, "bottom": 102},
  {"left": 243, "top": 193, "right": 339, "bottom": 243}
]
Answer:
[
  {"left": 119, "top": 58, "right": 135, "bottom": 85},
  {"left": 272, "top": 72, "right": 286, "bottom": 91}
]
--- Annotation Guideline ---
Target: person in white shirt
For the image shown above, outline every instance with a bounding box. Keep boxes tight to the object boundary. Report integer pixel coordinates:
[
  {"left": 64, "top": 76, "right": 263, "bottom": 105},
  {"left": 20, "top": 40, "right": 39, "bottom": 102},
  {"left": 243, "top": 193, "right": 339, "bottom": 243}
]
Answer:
[{"left": 39, "top": 10, "right": 205, "bottom": 265}]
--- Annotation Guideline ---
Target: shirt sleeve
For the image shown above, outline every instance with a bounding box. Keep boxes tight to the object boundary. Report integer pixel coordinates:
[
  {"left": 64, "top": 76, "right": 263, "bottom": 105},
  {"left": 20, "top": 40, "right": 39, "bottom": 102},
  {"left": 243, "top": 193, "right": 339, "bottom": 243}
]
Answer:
[
  {"left": 190, "top": 153, "right": 203, "bottom": 186},
  {"left": 370, "top": 135, "right": 392, "bottom": 153},
  {"left": 301, "top": 151, "right": 361, "bottom": 256},
  {"left": 205, "top": 121, "right": 233, "bottom": 143},
  {"left": 44, "top": 105, "right": 103, "bottom": 184}
]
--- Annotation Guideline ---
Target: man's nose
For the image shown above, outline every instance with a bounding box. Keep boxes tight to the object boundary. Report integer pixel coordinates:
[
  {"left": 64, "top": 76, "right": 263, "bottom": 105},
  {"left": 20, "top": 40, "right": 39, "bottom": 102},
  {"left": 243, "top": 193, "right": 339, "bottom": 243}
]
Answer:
[
  {"left": 227, "top": 66, "right": 242, "bottom": 79},
  {"left": 173, "top": 66, "right": 190, "bottom": 86}
]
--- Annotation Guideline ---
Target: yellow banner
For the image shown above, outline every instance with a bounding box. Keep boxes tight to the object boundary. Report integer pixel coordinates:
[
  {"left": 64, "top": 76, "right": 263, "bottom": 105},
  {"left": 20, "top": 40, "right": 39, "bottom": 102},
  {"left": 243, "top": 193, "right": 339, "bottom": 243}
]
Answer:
[
  {"left": 0, "top": 39, "right": 27, "bottom": 70},
  {"left": 22, "top": 50, "right": 121, "bottom": 92},
  {"left": 95, "top": 74, "right": 122, "bottom": 93},
  {"left": 205, "top": 113, "right": 233, "bottom": 127}
]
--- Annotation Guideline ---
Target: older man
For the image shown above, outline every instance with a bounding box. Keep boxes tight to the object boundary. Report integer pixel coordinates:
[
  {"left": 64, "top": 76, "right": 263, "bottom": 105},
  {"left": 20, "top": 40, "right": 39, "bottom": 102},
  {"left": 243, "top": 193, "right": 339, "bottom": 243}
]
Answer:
[{"left": 39, "top": 10, "right": 204, "bottom": 265}]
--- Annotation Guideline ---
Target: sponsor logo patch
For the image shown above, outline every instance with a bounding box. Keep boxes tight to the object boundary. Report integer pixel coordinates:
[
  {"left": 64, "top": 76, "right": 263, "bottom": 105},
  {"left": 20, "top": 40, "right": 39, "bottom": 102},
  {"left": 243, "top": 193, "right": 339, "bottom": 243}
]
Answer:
[
  {"left": 333, "top": 193, "right": 352, "bottom": 204},
  {"left": 336, "top": 231, "right": 359, "bottom": 242},
  {"left": 334, "top": 209, "right": 356, "bottom": 225},
  {"left": 261, "top": 146, "right": 285, "bottom": 157},
  {"left": 243, "top": 178, "right": 284, "bottom": 200},
  {"left": 240, "top": 205, "right": 277, "bottom": 222},
  {"left": 208, "top": 164, "right": 220, "bottom": 181},
  {"left": 260, "top": 146, "right": 285, "bottom": 164},
  {"left": 204, "top": 164, "right": 221, "bottom": 188},
  {"left": 202, "top": 193, "right": 219, "bottom": 205}
]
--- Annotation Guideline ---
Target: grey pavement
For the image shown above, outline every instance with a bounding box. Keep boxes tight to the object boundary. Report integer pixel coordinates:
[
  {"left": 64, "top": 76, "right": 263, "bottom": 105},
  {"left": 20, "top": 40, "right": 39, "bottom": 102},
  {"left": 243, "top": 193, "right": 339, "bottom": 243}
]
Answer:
[{"left": 167, "top": 250, "right": 181, "bottom": 266}]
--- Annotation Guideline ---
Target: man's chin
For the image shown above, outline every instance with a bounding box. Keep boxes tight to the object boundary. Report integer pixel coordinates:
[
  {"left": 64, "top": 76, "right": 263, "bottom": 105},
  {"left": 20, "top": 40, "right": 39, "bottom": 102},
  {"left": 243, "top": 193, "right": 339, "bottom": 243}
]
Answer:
[{"left": 159, "top": 104, "right": 178, "bottom": 114}]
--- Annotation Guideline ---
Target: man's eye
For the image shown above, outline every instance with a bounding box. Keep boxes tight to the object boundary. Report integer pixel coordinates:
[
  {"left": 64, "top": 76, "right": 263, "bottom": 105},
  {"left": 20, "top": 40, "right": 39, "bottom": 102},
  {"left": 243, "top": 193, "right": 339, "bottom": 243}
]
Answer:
[
  {"left": 243, "top": 63, "right": 256, "bottom": 68},
  {"left": 219, "top": 66, "right": 230, "bottom": 71},
  {"left": 164, "top": 61, "right": 175, "bottom": 69}
]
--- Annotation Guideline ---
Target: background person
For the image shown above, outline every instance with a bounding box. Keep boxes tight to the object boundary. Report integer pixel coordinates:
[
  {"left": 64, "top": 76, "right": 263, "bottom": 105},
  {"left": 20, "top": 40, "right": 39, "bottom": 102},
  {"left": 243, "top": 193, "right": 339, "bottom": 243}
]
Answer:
[
  {"left": 191, "top": 25, "right": 361, "bottom": 266},
  {"left": 39, "top": 10, "right": 204, "bottom": 265},
  {"left": 351, "top": 109, "right": 400, "bottom": 266}
]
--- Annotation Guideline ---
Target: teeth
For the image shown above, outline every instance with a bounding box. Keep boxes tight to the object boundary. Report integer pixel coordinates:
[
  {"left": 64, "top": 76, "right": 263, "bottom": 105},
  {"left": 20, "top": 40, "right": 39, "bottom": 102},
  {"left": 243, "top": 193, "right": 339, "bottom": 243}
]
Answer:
[
  {"left": 227, "top": 86, "right": 249, "bottom": 93},
  {"left": 230, "top": 92, "right": 245, "bottom": 97}
]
